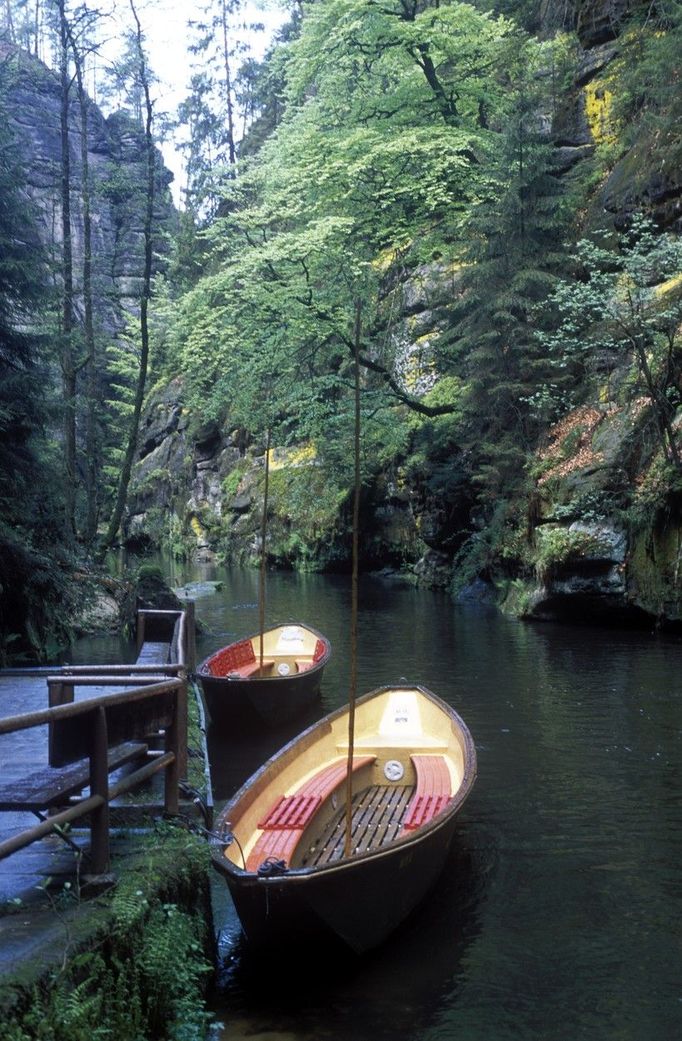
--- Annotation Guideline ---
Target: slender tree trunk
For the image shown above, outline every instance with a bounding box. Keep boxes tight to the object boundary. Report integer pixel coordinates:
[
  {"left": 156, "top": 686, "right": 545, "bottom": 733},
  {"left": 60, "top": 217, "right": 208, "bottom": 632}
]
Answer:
[
  {"left": 58, "top": 0, "right": 77, "bottom": 543},
  {"left": 102, "top": 0, "right": 155, "bottom": 548},
  {"left": 34, "top": 0, "right": 41, "bottom": 56},
  {"left": 67, "top": 23, "right": 99, "bottom": 543},
  {"left": 4, "top": 0, "right": 14, "bottom": 41},
  {"left": 220, "top": 0, "right": 237, "bottom": 167}
]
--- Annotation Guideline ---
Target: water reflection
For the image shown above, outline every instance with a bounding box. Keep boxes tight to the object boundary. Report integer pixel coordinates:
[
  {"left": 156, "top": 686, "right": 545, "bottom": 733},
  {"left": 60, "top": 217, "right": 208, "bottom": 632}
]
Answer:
[{"left": 211, "top": 835, "right": 485, "bottom": 1041}]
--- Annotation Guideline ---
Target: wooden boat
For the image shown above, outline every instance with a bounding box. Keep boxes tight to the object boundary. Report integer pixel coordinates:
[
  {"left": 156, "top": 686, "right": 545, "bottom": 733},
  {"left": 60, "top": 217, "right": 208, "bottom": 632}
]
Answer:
[
  {"left": 197, "top": 622, "right": 331, "bottom": 727},
  {"left": 211, "top": 682, "right": 476, "bottom": 953}
]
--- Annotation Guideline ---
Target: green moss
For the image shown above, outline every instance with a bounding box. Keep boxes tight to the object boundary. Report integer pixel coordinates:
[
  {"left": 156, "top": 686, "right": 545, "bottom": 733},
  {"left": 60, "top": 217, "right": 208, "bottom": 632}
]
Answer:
[
  {"left": 221, "top": 460, "right": 249, "bottom": 503},
  {"left": 499, "top": 577, "right": 537, "bottom": 618},
  {"left": 628, "top": 523, "right": 682, "bottom": 620},
  {"left": 534, "top": 525, "right": 612, "bottom": 581},
  {"left": 261, "top": 463, "right": 348, "bottom": 570}
]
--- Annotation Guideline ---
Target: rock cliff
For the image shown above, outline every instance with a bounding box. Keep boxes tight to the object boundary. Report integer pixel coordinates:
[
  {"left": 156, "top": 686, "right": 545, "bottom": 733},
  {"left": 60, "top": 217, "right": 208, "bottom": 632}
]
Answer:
[
  {"left": 1, "top": 43, "right": 176, "bottom": 332},
  {"left": 122, "top": 0, "right": 682, "bottom": 630}
]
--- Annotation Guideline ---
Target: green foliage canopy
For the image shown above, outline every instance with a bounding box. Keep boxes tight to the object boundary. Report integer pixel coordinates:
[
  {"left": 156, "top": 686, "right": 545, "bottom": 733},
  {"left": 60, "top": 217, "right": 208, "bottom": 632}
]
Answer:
[{"left": 167, "top": 0, "right": 517, "bottom": 464}]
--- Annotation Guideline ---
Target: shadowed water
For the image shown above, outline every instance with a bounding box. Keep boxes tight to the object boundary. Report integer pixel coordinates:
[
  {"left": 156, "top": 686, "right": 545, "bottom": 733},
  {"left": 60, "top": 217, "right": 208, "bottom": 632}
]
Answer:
[{"left": 168, "top": 564, "right": 682, "bottom": 1041}]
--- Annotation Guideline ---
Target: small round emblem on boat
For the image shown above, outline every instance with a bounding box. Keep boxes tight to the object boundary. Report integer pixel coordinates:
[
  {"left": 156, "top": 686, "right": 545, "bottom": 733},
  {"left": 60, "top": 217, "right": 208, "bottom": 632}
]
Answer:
[
  {"left": 277, "top": 662, "right": 291, "bottom": 676},
  {"left": 384, "top": 759, "right": 404, "bottom": 781}
]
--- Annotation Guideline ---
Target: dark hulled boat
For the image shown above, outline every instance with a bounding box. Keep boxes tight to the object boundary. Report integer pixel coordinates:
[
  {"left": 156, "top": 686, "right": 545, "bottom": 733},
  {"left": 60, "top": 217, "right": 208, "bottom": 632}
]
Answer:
[
  {"left": 197, "top": 622, "right": 331, "bottom": 728},
  {"left": 211, "top": 683, "right": 476, "bottom": 953}
]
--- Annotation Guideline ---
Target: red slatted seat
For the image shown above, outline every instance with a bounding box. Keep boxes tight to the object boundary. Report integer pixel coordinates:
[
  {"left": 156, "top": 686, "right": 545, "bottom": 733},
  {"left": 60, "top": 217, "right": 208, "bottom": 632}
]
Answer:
[
  {"left": 245, "top": 754, "right": 375, "bottom": 872},
  {"left": 203, "top": 639, "right": 274, "bottom": 678},
  {"left": 296, "top": 638, "right": 327, "bottom": 673},
  {"left": 258, "top": 793, "right": 322, "bottom": 830},
  {"left": 206, "top": 638, "right": 254, "bottom": 676},
  {"left": 401, "top": 755, "right": 452, "bottom": 832}
]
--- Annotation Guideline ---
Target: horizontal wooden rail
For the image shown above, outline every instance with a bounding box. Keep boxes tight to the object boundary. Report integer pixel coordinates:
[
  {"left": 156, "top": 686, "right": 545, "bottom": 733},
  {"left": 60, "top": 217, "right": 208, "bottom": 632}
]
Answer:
[
  {"left": 0, "top": 677, "right": 187, "bottom": 874},
  {"left": 49, "top": 674, "right": 169, "bottom": 689},
  {"left": 57, "top": 664, "right": 185, "bottom": 675},
  {"left": 0, "top": 793, "right": 106, "bottom": 861},
  {"left": 0, "top": 678, "right": 183, "bottom": 736}
]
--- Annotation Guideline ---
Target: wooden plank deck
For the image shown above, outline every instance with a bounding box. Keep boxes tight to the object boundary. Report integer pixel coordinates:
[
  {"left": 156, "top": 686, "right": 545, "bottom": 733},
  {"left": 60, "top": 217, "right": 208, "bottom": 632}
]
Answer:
[
  {"left": 134, "top": 641, "right": 171, "bottom": 666},
  {"left": 299, "top": 784, "right": 414, "bottom": 867}
]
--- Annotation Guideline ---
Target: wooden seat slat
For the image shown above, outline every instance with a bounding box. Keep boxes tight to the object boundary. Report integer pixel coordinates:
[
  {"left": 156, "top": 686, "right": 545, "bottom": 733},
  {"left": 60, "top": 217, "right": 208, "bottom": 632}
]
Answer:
[
  {"left": 258, "top": 793, "right": 322, "bottom": 830},
  {"left": 401, "top": 754, "right": 452, "bottom": 832}
]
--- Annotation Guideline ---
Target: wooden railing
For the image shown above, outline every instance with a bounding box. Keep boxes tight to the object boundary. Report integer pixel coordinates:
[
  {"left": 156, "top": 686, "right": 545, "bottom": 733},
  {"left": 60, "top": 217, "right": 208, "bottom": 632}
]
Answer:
[
  {"left": 0, "top": 675, "right": 187, "bottom": 874},
  {"left": 136, "top": 604, "right": 196, "bottom": 671},
  {"left": 0, "top": 605, "right": 197, "bottom": 875}
]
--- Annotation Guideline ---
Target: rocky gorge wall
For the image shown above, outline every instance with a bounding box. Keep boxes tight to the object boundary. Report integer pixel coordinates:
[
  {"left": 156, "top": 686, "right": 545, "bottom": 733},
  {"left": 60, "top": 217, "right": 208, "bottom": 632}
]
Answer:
[
  {"left": 122, "top": 0, "right": 682, "bottom": 630},
  {"left": 1, "top": 43, "right": 176, "bottom": 338}
]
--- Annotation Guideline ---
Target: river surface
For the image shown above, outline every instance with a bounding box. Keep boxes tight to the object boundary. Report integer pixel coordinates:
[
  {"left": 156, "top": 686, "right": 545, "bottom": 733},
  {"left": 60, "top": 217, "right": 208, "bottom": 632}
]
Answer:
[{"left": 82, "top": 564, "right": 682, "bottom": 1040}]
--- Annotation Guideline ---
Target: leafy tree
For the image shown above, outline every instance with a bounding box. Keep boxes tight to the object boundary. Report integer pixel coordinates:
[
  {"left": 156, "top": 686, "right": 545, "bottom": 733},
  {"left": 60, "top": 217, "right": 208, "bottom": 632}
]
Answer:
[
  {"left": 177, "top": 0, "right": 267, "bottom": 214},
  {"left": 64, "top": 3, "right": 105, "bottom": 543},
  {"left": 161, "top": 0, "right": 538, "bottom": 574},
  {"left": 169, "top": 0, "right": 514, "bottom": 428}
]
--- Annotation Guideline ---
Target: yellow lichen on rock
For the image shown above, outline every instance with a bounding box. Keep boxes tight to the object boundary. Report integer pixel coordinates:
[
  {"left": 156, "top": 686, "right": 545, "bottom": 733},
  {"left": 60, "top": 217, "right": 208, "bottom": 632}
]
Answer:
[
  {"left": 267, "top": 443, "right": 317, "bottom": 471},
  {"left": 584, "top": 78, "right": 616, "bottom": 146}
]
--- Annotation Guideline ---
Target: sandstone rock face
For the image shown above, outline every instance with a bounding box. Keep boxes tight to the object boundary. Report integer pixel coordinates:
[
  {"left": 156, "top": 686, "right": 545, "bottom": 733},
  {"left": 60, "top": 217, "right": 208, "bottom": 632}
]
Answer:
[
  {"left": 550, "top": 0, "right": 682, "bottom": 231},
  {"left": 2, "top": 44, "right": 176, "bottom": 330},
  {"left": 574, "top": 0, "right": 631, "bottom": 47},
  {"left": 514, "top": 397, "right": 682, "bottom": 628}
]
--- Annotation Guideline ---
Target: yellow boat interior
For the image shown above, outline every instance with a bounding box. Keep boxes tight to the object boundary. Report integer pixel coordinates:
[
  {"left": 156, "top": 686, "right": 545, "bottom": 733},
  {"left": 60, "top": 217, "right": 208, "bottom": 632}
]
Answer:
[
  {"left": 206, "top": 624, "right": 325, "bottom": 680},
  {"left": 219, "top": 686, "right": 470, "bottom": 873}
]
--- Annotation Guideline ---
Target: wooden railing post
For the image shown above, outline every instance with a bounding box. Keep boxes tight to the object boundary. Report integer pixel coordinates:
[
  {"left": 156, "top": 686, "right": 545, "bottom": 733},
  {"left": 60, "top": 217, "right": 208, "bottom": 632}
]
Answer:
[
  {"left": 48, "top": 678, "right": 74, "bottom": 766},
  {"left": 89, "top": 706, "right": 110, "bottom": 875},
  {"left": 185, "top": 601, "right": 196, "bottom": 672},
  {"left": 177, "top": 672, "right": 188, "bottom": 781},
  {"left": 136, "top": 610, "right": 147, "bottom": 657},
  {"left": 163, "top": 679, "right": 185, "bottom": 816}
]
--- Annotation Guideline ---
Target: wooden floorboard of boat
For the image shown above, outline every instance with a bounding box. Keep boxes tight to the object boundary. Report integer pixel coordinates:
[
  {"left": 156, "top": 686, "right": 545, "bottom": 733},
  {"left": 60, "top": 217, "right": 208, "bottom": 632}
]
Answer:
[{"left": 299, "top": 784, "right": 414, "bottom": 868}]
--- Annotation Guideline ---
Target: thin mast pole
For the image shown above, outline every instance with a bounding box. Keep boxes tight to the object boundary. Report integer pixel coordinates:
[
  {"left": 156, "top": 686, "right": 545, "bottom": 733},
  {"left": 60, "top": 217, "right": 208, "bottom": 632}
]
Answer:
[
  {"left": 344, "top": 300, "right": 362, "bottom": 858},
  {"left": 259, "top": 427, "right": 271, "bottom": 670}
]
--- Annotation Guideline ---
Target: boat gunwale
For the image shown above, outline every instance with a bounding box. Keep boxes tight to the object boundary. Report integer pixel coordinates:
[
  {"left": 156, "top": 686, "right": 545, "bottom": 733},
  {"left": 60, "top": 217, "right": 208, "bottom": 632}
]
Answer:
[{"left": 211, "top": 683, "right": 477, "bottom": 883}]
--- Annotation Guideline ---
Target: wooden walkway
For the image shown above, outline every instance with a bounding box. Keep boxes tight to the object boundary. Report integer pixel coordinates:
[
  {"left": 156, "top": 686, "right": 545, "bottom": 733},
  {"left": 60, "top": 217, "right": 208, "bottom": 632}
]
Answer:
[
  {"left": 0, "top": 609, "right": 203, "bottom": 977},
  {"left": 0, "top": 670, "right": 85, "bottom": 906}
]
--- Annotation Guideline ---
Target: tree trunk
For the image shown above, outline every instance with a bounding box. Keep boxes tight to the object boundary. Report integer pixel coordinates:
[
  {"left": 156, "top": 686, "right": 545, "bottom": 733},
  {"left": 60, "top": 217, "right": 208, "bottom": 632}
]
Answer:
[
  {"left": 102, "top": 0, "right": 155, "bottom": 549},
  {"left": 220, "top": 0, "right": 237, "bottom": 168},
  {"left": 58, "top": 0, "right": 76, "bottom": 544},
  {"left": 67, "top": 21, "right": 99, "bottom": 543}
]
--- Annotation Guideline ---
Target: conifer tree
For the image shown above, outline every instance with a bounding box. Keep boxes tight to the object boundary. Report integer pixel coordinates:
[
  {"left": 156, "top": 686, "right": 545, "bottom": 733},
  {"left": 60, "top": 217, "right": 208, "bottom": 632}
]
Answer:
[{"left": 450, "top": 37, "right": 572, "bottom": 504}]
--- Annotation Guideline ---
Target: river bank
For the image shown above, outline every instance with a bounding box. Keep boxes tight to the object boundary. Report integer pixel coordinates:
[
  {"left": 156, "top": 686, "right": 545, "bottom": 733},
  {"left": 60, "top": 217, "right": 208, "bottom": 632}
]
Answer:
[
  {"left": 1, "top": 823, "right": 215, "bottom": 1041},
  {"left": 0, "top": 609, "right": 216, "bottom": 1041}
]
